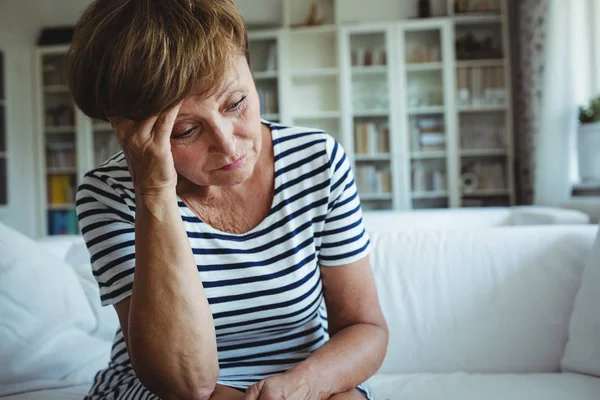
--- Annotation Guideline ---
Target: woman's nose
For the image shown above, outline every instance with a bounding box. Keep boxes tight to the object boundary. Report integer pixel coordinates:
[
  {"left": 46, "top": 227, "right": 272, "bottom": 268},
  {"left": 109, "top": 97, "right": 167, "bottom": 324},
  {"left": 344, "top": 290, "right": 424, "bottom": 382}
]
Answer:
[{"left": 209, "top": 119, "right": 237, "bottom": 155}]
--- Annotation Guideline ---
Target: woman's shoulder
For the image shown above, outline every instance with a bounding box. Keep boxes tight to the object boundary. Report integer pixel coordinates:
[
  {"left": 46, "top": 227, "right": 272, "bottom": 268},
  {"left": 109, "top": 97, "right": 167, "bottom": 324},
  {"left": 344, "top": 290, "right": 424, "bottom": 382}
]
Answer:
[
  {"left": 77, "top": 151, "right": 135, "bottom": 210},
  {"left": 81, "top": 152, "right": 133, "bottom": 190}
]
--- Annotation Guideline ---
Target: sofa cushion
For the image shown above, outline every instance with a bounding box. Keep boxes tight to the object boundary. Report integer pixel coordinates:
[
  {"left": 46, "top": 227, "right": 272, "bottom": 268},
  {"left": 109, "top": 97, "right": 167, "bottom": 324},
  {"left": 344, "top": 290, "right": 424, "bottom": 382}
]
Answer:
[
  {"left": 0, "top": 223, "right": 110, "bottom": 396},
  {"left": 65, "top": 243, "right": 120, "bottom": 342},
  {"left": 562, "top": 226, "right": 600, "bottom": 376},
  {"left": 368, "top": 226, "right": 597, "bottom": 374},
  {"left": 368, "top": 373, "right": 600, "bottom": 400}
]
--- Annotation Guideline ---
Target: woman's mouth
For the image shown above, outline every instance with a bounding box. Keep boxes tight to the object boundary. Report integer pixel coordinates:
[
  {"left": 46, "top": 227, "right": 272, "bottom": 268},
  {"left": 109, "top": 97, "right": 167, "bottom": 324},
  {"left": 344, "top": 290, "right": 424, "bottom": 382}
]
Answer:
[{"left": 219, "top": 155, "right": 246, "bottom": 171}]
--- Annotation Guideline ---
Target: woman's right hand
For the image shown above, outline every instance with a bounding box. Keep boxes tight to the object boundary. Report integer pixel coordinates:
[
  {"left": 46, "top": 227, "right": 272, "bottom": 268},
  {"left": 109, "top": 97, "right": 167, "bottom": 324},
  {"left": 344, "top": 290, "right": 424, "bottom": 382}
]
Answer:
[{"left": 109, "top": 103, "right": 182, "bottom": 196}]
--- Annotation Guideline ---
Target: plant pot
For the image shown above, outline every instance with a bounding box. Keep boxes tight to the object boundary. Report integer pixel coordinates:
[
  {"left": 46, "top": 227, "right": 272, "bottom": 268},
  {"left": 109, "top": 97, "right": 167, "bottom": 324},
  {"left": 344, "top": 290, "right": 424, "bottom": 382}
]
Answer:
[{"left": 578, "top": 122, "right": 600, "bottom": 181}]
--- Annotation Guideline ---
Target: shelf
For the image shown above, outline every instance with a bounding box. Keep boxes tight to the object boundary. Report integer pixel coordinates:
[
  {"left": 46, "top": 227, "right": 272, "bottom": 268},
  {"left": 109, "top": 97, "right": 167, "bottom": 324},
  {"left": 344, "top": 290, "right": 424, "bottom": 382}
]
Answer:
[
  {"left": 461, "top": 149, "right": 508, "bottom": 157},
  {"left": 48, "top": 203, "right": 76, "bottom": 211},
  {"left": 458, "top": 104, "right": 507, "bottom": 113},
  {"left": 248, "top": 29, "right": 279, "bottom": 41},
  {"left": 453, "top": 13, "right": 502, "bottom": 25},
  {"left": 43, "top": 84, "right": 69, "bottom": 94},
  {"left": 456, "top": 59, "right": 505, "bottom": 68},
  {"left": 355, "top": 153, "right": 392, "bottom": 161},
  {"left": 291, "top": 68, "right": 338, "bottom": 78},
  {"left": 93, "top": 122, "right": 113, "bottom": 131},
  {"left": 47, "top": 167, "right": 77, "bottom": 174},
  {"left": 253, "top": 70, "right": 278, "bottom": 80},
  {"left": 45, "top": 125, "right": 76, "bottom": 134},
  {"left": 462, "top": 189, "right": 511, "bottom": 197},
  {"left": 360, "top": 193, "right": 393, "bottom": 201},
  {"left": 290, "top": 24, "right": 337, "bottom": 35},
  {"left": 406, "top": 62, "right": 443, "bottom": 72},
  {"left": 411, "top": 151, "right": 447, "bottom": 159},
  {"left": 293, "top": 111, "right": 340, "bottom": 119},
  {"left": 351, "top": 66, "right": 387, "bottom": 75},
  {"left": 408, "top": 106, "right": 445, "bottom": 115},
  {"left": 262, "top": 113, "right": 280, "bottom": 120},
  {"left": 412, "top": 190, "right": 449, "bottom": 199},
  {"left": 354, "top": 109, "right": 389, "bottom": 118}
]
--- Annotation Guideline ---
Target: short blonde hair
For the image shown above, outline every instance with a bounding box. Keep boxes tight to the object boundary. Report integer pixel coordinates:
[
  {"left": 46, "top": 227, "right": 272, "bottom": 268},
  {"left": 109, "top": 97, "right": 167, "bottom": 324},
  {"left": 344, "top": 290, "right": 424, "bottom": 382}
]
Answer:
[{"left": 68, "top": 0, "right": 249, "bottom": 121}]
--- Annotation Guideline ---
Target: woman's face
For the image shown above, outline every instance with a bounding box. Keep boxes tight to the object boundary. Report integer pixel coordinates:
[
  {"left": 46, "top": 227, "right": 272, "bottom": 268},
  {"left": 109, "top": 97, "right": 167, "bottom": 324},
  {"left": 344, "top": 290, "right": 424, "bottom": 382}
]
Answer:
[{"left": 170, "top": 55, "right": 263, "bottom": 188}]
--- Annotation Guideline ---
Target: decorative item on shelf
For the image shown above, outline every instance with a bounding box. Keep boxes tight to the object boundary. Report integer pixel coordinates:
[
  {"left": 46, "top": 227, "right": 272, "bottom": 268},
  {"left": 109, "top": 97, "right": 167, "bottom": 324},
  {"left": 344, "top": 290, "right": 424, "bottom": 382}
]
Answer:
[
  {"left": 577, "top": 96, "right": 600, "bottom": 181},
  {"left": 456, "top": 31, "right": 503, "bottom": 60},
  {"left": 461, "top": 172, "right": 479, "bottom": 193},
  {"left": 461, "top": 160, "right": 505, "bottom": 190},
  {"left": 417, "top": 0, "right": 432, "bottom": 18},
  {"left": 293, "top": 0, "right": 325, "bottom": 28},
  {"left": 352, "top": 80, "right": 389, "bottom": 111},
  {"left": 352, "top": 48, "right": 387, "bottom": 67}
]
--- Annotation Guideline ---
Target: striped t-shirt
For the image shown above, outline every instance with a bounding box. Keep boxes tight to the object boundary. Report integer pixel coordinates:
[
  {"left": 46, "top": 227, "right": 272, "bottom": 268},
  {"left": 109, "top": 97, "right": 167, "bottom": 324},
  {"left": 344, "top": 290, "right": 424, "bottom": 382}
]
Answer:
[{"left": 77, "top": 120, "right": 374, "bottom": 399}]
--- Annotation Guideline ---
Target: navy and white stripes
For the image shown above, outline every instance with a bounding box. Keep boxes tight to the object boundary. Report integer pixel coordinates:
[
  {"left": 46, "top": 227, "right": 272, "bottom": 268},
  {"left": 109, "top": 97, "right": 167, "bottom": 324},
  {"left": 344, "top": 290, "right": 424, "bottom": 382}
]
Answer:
[{"left": 78, "top": 121, "right": 373, "bottom": 399}]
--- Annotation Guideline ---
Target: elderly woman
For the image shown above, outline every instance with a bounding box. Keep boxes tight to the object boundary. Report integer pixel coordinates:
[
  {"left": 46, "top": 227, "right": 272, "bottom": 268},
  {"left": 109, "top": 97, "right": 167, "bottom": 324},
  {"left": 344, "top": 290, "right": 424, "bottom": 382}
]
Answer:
[{"left": 69, "top": 1, "right": 388, "bottom": 399}]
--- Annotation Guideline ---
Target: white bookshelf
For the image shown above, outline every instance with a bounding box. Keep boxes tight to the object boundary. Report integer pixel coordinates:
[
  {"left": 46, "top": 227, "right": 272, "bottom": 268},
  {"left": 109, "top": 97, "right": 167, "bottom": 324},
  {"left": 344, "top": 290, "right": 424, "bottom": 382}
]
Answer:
[{"left": 33, "top": 0, "right": 516, "bottom": 234}]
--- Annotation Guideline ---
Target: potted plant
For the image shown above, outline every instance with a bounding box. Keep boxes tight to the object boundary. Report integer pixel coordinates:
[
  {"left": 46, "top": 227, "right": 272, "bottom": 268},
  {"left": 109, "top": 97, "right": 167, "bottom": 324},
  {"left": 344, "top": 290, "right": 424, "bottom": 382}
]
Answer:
[{"left": 578, "top": 96, "right": 600, "bottom": 181}]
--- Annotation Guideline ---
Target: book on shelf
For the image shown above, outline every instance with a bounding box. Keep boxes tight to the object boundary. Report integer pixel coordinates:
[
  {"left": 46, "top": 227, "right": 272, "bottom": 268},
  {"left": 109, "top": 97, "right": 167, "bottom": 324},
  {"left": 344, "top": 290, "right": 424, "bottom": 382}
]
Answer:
[
  {"left": 355, "top": 165, "right": 392, "bottom": 194},
  {"left": 257, "top": 88, "right": 277, "bottom": 115},
  {"left": 410, "top": 118, "right": 445, "bottom": 152},
  {"left": 412, "top": 167, "right": 446, "bottom": 192},
  {"left": 46, "top": 141, "right": 76, "bottom": 168},
  {"left": 48, "top": 209, "right": 78, "bottom": 235},
  {"left": 354, "top": 122, "right": 389, "bottom": 154},
  {"left": 47, "top": 174, "right": 75, "bottom": 204},
  {"left": 460, "top": 124, "right": 506, "bottom": 149},
  {"left": 94, "top": 135, "right": 121, "bottom": 166},
  {"left": 457, "top": 67, "right": 507, "bottom": 106},
  {"left": 265, "top": 42, "right": 277, "bottom": 72}
]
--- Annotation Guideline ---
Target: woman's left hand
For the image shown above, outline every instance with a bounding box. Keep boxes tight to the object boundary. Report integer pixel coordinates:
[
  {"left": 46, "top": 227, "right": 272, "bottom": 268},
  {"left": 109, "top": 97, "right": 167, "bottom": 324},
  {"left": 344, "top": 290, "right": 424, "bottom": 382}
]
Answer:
[{"left": 243, "top": 373, "right": 320, "bottom": 400}]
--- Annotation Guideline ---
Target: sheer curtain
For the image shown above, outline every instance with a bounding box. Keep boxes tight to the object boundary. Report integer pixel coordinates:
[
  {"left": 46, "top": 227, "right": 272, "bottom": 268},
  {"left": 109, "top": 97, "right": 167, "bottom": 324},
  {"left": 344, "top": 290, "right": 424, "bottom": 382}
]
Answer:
[
  {"left": 534, "top": 0, "right": 596, "bottom": 206},
  {"left": 514, "top": 0, "right": 596, "bottom": 206}
]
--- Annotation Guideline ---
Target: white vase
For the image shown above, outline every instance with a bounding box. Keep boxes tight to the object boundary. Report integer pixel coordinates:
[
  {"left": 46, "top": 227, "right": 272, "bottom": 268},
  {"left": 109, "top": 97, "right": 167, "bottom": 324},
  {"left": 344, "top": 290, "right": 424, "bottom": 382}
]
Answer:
[{"left": 578, "top": 122, "right": 600, "bottom": 181}]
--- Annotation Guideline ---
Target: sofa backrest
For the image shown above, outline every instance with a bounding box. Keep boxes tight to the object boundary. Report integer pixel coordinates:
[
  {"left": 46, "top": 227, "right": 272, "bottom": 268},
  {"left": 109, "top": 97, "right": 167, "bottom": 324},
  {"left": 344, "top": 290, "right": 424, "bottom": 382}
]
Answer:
[
  {"left": 362, "top": 206, "right": 590, "bottom": 232},
  {"left": 369, "top": 225, "right": 597, "bottom": 374}
]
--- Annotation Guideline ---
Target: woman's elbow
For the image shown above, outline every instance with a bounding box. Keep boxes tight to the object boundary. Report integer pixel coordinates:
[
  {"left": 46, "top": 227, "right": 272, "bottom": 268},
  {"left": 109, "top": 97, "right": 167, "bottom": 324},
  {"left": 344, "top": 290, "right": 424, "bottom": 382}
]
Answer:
[{"left": 135, "top": 362, "right": 219, "bottom": 400}]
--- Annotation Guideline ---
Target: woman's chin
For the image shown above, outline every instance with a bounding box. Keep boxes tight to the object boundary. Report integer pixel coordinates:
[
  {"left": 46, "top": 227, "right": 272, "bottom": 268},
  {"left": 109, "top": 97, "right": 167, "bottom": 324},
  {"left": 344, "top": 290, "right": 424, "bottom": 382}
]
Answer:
[{"left": 210, "top": 166, "right": 254, "bottom": 187}]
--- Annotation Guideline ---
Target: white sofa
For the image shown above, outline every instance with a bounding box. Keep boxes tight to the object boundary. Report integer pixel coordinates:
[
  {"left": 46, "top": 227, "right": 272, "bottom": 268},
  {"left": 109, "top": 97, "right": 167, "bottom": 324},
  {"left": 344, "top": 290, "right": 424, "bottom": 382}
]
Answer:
[{"left": 1, "top": 215, "right": 600, "bottom": 399}]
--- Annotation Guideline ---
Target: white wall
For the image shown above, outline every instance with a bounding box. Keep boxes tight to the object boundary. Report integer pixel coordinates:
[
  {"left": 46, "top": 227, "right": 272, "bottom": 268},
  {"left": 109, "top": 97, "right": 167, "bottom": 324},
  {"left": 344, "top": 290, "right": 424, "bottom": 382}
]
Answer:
[{"left": 0, "top": 32, "right": 37, "bottom": 236}]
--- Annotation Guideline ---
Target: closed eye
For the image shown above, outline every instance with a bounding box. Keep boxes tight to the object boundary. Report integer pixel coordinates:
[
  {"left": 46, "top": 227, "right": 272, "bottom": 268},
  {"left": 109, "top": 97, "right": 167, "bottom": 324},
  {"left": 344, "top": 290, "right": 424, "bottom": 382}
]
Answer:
[
  {"left": 228, "top": 95, "right": 247, "bottom": 112},
  {"left": 172, "top": 127, "right": 195, "bottom": 140}
]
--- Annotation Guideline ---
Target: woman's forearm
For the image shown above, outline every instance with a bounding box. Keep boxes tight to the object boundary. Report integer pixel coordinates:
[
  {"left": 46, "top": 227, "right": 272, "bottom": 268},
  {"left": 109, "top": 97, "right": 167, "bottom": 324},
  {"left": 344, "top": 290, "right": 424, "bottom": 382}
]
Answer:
[
  {"left": 284, "top": 323, "right": 388, "bottom": 399},
  {"left": 127, "top": 190, "right": 219, "bottom": 398}
]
